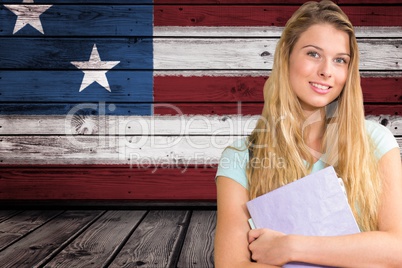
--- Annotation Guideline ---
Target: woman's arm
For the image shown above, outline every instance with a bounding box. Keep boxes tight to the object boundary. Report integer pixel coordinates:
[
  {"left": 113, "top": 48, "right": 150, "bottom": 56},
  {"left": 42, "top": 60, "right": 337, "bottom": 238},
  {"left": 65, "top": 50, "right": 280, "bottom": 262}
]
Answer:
[
  {"left": 249, "top": 148, "right": 402, "bottom": 267},
  {"left": 214, "top": 176, "right": 279, "bottom": 268}
]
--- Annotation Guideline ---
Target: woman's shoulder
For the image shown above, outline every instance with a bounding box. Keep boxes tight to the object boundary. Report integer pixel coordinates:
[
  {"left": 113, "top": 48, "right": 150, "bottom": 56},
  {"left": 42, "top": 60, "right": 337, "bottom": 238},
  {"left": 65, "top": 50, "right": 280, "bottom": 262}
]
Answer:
[
  {"left": 365, "top": 119, "right": 399, "bottom": 159},
  {"left": 215, "top": 137, "right": 249, "bottom": 189},
  {"left": 227, "top": 136, "right": 249, "bottom": 151}
]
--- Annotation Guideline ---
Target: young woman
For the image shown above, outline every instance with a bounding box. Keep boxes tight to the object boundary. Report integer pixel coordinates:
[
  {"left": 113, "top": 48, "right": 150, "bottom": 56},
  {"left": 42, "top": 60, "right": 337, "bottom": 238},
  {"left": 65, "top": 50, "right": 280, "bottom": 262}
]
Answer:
[{"left": 214, "top": 1, "right": 402, "bottom": 267}]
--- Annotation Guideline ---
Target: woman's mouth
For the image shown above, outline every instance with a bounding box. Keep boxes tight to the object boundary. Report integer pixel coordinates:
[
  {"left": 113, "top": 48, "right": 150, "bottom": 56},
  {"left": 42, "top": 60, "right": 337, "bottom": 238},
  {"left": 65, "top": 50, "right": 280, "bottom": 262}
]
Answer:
[{"left": 310, "top": 82, "right": 331, "bottom": 94}]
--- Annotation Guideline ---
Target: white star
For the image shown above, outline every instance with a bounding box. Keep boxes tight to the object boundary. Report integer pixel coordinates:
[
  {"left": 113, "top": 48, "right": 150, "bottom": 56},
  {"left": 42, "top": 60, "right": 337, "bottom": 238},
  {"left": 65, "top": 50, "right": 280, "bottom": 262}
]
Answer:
[
  {"left": 71, "top": 44, "right": 120, "bottom": 92},
  {"left": 4, "top": 0, "right": 52, "bottom": 34}
]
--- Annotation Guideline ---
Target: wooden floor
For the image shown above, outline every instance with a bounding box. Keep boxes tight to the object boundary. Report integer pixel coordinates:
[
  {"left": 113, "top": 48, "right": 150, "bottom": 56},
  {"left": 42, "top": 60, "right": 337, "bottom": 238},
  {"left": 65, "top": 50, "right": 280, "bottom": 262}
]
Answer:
[{"left": 0, "top": 209, "right": 216, "bottom": 268}]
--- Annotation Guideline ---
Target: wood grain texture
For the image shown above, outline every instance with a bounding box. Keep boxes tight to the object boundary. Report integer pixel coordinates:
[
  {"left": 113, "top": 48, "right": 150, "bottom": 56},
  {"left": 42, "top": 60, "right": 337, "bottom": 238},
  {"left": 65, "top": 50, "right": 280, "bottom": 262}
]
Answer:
[
  {"left": 154, "top": 5, "right": 402, "bottom": 27},
  {"left": 0, "top": 74, "right": 402, "bottom": 104},
  {"left": 0, "top": 103, "right": 151, "bottom": 116},
  {"left": 153, "top": 0, "right": 402, "bottom": 4},
  {"left": 0, "top": 166, "right": 217, "bottom": 200},
  {"left": 1, "top": 115, "right": 401, "bottom": 135},
  {"left": 0, "top": 210, "right": 103, "bottom": 268},
  {"left": 0, "top": 38, "right": 400, "bottom": 71},
  {"left": 154, "top": 103, "right": 401, "bottom": 116},
  {"left": 154, "top": 26, "right": 402, "bottom": 38},
  {"left": 0, "top": 38, "right": 152, "bottom": 70},
  {"left": 0, "top": 0, "right": 400, "bottom": 204},
  {"left": 0, "top": 209, "right": 216, "bottom": 268},
  {"left": 43, "top": 210, "right": 147, "bottom": 268},
  {"left": 1, "top": 4, "right": 399, "bottom": 37},
  {"left": 0, "top": 5, "right": 153, "bottom": 36},
  {"left": 0, "top": 210, "right": 21, "bottom": 223},
  {"left": 0, "top": 115, "right": 260, "bottom": 135},
  {"left": 0, "top": 114, "right": 401, "bottom": 165},
  {"left": 154, "top": 75, "right": 402, "bottom": 102},
  {"left": 177, "top": 210, "right": 216, "bottom": 268},
  {"left": 0, "top": 71, "right": 153, "bottom": 102},
  {"left": 1, "top": 103, "right": 400, "bottom": 116},
  {"left": 109, "top": 210, "right": 191, "bottom": 268},
  {"left": 0, "top": 135, "right": 236, "bottom": 165},
  {"left": 153, "top": 38, "right": 402, "bottom": 70},
  {"left": 0, "top": 210, "right": 62, "bottom": 251},
  {"left": 1, "top": 0, "right": 400, "bottom": 4}
]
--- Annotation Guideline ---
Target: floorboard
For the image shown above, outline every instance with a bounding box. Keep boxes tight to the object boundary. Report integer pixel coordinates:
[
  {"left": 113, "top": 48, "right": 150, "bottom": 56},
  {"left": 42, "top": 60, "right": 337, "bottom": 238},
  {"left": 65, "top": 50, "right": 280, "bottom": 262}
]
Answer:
[
  {"left": 0, "top": 210, "right": 104, "bottom": 268},
  {"left": 109, "top": 210, "right": 191, "bottom": 268},
  {"left": 0, "top": 210, "right": 62, "bottom": 251},
  {"left": 0, "top": 210, "right": 21, "bottom": 223},
  {"left": 43, "top": 210, "right": 147, "bottom": 268},
  {"left": 0, "top": 209, "right": 216, "bottom": 268},
  {"left": 177, "top": 210, "right": 216, "bottom": 268}
]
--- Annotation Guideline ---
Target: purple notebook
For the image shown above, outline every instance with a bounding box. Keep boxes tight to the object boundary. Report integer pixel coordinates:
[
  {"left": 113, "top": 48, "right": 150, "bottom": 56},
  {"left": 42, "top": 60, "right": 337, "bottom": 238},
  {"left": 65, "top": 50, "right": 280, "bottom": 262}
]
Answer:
[{"left": 246, "top": 166, "right": 360, "bottom": 268}]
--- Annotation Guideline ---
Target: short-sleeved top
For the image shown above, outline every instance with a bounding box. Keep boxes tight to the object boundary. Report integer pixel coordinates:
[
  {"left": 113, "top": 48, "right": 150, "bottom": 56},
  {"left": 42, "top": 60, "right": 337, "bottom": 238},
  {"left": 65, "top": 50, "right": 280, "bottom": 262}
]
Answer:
[{"left": 216, "top": 120, "right": 399, "bottom": 189}]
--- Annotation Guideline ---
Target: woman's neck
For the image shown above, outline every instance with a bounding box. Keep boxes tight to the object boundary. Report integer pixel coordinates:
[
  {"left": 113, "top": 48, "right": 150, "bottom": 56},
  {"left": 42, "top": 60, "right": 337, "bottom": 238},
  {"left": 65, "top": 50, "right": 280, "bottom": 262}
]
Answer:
[{"left": 302, "top": 109, "right": 326, "bottom": 162}]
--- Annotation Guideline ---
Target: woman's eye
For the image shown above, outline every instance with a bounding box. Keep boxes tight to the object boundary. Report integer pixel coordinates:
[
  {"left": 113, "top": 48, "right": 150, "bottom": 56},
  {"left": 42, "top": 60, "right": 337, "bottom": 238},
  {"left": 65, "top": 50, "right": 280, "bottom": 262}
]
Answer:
[
  {"left": 307, "top": 51, "right": 319, "bottom": 58},
  {"left": 334, "top": 58, "right": 347, "bottom": 64}
]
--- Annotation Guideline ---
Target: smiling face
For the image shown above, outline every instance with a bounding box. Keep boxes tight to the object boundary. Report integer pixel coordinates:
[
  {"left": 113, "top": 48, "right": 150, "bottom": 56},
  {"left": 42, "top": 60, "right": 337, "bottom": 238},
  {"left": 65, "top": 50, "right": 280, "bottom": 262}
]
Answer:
[{"left": 289, "top": 23, "right": 350, "bottom": 115}]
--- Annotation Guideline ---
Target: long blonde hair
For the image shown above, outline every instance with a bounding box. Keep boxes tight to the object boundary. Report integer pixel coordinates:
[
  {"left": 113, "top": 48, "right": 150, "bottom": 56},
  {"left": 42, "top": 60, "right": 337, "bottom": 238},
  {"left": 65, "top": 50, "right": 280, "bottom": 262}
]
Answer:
[{"left": 247, "top": 0, "right": 381, "bottom": 231}]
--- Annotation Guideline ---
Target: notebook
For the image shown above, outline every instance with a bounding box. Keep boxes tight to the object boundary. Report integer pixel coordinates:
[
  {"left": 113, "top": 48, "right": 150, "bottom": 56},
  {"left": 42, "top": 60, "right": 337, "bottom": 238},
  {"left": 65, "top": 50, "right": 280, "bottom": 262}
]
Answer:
[{"left": 246, "top": 166, "right": 360, "bottom": 268}]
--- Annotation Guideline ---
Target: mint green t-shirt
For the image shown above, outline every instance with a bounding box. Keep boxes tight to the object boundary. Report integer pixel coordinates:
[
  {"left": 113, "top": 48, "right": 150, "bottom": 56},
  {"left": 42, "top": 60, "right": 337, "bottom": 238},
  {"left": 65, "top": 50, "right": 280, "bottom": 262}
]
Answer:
[{"left": 216, "top": 120, "right": 400, "bottom": 189}]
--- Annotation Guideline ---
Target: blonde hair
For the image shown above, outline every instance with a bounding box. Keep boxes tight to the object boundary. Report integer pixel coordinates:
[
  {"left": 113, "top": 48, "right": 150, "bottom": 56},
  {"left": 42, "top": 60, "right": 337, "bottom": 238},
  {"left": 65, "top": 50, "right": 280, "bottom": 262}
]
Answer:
[{"left": 247, "top": 0, "right": 381, "bottom": 231}]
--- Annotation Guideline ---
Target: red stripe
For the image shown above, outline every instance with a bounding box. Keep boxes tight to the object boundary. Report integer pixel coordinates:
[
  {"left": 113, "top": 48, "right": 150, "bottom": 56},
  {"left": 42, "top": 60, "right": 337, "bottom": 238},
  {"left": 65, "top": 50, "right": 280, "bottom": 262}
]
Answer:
[
  {"left": 154, "top": 1, "right": 401, "bottom": 4},
  {"left": 154, "top": 5, "right": 402, "bottom": 27},
  {"left": 0, "top": 166, "right": 217, "bottom": 201},
  {"left": 154, "top": 103, "right": 401, "bottom": 116},
  {"left": 154, "top": 76, "right": 402, "bottom": 102}
]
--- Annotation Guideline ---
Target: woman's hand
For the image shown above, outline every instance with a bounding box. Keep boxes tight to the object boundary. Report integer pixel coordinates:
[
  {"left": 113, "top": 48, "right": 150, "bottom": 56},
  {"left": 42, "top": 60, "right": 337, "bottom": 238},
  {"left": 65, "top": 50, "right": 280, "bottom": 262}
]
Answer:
[{"left": 248, "top": 228, "right": 293, "bottom": 266}]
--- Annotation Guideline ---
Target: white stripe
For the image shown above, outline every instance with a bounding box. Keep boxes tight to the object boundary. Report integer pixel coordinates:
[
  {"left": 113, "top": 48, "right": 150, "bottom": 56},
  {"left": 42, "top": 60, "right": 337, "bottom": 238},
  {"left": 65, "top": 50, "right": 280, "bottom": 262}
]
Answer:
[
  {"left": 2, "top": 115, "right": 401, "bottom": 165},
  {"left": 154, "top": 26, "right": 402, "bottom": 38},
  {"left": 1, "top": 115, "right": 401, "bottom": 135},
  {"left": 154, "top": 70, "right": 402, "bottom": 78},
  {"left": 154, "top": 38, "right": 401, "bottom": 70},
  {"left": 0, "top": 135, "right": 239, "bottom": 165}
]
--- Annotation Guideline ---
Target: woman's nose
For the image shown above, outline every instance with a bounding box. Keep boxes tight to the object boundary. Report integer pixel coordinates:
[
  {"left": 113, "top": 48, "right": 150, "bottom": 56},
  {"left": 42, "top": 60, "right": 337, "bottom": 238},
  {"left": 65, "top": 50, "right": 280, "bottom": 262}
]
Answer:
[{"left": 319, "top": 60, "right": 332, "bottom": 78}]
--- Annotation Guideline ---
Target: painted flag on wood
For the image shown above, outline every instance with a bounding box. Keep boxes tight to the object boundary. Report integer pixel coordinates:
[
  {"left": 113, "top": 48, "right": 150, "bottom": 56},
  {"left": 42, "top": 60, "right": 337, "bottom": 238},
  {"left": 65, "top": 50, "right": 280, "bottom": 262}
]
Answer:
[{"left": 0, "top": 0, "right": 401, "bottom": 200}]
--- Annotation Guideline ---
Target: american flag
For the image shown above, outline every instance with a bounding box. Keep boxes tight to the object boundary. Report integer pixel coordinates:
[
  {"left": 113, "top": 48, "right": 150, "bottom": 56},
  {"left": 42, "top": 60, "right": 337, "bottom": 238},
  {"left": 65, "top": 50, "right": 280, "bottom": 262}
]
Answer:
[{"left": 0, "top": 0, "right": 401, "bottom": 200}]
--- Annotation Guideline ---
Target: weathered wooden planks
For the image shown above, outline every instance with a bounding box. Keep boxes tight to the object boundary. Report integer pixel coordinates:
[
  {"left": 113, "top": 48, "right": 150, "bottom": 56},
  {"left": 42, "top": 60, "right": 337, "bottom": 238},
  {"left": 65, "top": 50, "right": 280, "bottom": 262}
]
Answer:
[
  {"left": 177, "top": 210, "right": 216, "bottom": 268},
  {"left": 0, "top": 209, "right": 216, "bottom": 268},
  {"left": 0, "top": 135, "right": 234, "bottom": 164},
  {"left": 1, "top": 4, "right": 400, "bottom": 37},
  {"left": 109, "top": 210, "right": 191, "bottom": 267},
  {"left": 2, "top": 135, "right": 401, "bottom": 165},
  {"left": 0, "top": 210, "right": 62, "bottom": 251},
  {"left": 154, "top": 5, "right": 402, "bottom": 27},
  {"left": 154, "top": 75, "right": 402, "bottom": 102},
  {"left": 1, "top": 0, "right": 400, "bottom": 4},
  {"left": 43, "top": 210, "right": 147, "bottom": 268},
  {"left": 0, "top": 166, "right": 218, "bottom": 200},
  {"left": 1, "top": 115, "right": 401, "bottom": 136},
  {"left": 0, "top": 210, "right": 104, "bottom": 268},
  {"left": 0, "top": 38, "right": 152, "bottom": 70},
  {"left": 153, "top": 0, "right": 402, "bottom": 5},
  {"left": 0, "top": 74, "right": 402, "bottom": 104},
  {"left": 0, "top": 5, "right": 153, "bottom": 36},
  {"left": 0, "top": 0, "right": 400, "bottom": 204},
  {"left": 154, "top": 26, "right": 402, "bottom": 38},
  {"left": 0, "top": 38, "right": 400, "bottom": 70},
  {"left": 0, "top": 210, "right": 20, "bottom": 223},
  {"left": 2, "top": 102, "right": 400, "bottom": 116},
  {"left": 0, "top": 71, "right": 153, "bottom": 102}
]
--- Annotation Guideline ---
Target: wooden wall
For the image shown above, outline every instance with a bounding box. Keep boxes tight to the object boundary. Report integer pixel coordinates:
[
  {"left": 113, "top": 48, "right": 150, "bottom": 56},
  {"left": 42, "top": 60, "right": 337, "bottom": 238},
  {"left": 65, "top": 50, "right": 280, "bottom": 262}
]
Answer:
[{"left": 0, "top": 0, "right": 401, "bottom": 201}]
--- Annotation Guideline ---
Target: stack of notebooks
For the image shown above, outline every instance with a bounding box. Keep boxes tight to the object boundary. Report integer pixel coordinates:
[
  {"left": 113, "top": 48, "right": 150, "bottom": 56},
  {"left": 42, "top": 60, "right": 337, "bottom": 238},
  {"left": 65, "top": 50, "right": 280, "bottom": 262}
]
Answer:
[{"left": 246, "top": 166, "right": 360, "bottom": 268}]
